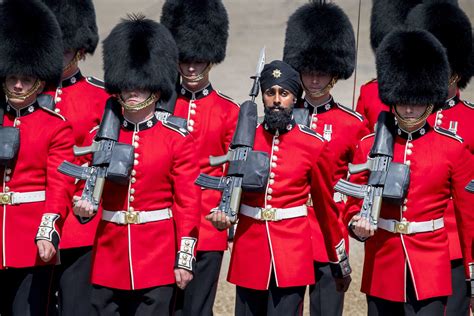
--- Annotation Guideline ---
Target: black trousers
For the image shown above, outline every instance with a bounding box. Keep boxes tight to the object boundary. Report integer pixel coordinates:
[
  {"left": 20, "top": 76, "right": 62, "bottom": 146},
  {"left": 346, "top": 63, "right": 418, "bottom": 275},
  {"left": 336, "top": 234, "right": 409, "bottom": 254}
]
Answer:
[
  {"left": 0, "top": 265, "right": 54, "bottom": 316},
  {"left": 309, "top": 262, "right": 344, "bottom": 316},
  {"left": 446, "top": 259, "right": 470, "bottom": 316},
  {"left": 91, "top": 284, "right": 175, "bottom": 316},
  {"left": 367, "top": 270, "right": 446, "bottom": 316},
  {"left": 235, "top": 272, "right": 305, "bottom": 316},
  {"left": 174, "top": 251, "right": 223, "bottom": 316},
  {"left": 49, "top": 246, "right": 93, "bottom": 316}
]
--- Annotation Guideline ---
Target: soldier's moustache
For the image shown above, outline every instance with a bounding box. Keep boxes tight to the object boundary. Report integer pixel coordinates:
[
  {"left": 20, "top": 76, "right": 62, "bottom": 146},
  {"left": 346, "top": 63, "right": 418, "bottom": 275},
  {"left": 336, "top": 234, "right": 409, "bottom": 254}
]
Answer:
[
  {"left": 264, "top": 105, "right": 293, "bottom": 132},
  {"left": 3, "top": 80, "right": 42, "bottom": 101}
]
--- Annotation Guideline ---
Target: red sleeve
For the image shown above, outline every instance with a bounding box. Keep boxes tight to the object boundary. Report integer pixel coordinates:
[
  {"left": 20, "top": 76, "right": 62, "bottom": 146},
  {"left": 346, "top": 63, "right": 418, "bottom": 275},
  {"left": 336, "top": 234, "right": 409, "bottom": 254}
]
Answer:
[
  {"left": 310, "top": 142, "right": 350, "bottom": 276},
  {"left": 450, "top": 144, "right": 474, "bottom": 279}
]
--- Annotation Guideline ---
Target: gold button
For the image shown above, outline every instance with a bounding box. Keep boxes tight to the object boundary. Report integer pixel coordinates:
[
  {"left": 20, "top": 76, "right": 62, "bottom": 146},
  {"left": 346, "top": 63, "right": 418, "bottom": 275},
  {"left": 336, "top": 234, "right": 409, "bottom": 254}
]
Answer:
[
  {"left": 408, "top": 143, "right": 414, "bottom": 149},
  {"left": 129, "top": 207, "right": 134, "bottom": 212},
  {"left": 436, "top": 119, "right": 442, "bottom": 126},
  {"left": 438, "top": 113, "right": 444, "bottom": 119},
  {"left": 188, "top": 126, "right": 194, "bottom": 132},
  {"left": 269, "top": 179, "right": 275, "bottom": 185},
  {"left": 130, "top": 188, "right": 135, "bottom": 194},
  {"left": 54, "top": 108, "right": 61, "bottom": 113},
  {"left": 273, "top": 146, "right": 279, "bottom": 152},
  {"left": 5, "top": 169, "right": 11, "bottom": 175},
  {"left": 55, "top": 97, "right": 62, "bottom": 103},
  {"left": 312, "top": 116, "right": 318, "bottom": 122},
  {"left": 266, "top": 195, "right": 272, "bottom": 201},
  {"left": 131, "top": 170, "right": 136, "bottom": 176},
  {"left": 57, "top": 89, "right": 62, "bottom": 95},
  {"left": 271, "top": 162, "right": 277, "bottom": 168},
  {"left": 267, "top": 188, "right": 273, "bottom": 194},
  {"left": 190, "top": 109, "right": 196, "bottom": 115},
  {"left": 189, "top": 120, "right": 195, "bottom": 126},
  {"left": 14, "top": 120, "right": 20, "bottom": 126},
  {"left": 190, "top": 103, "right": 196, "bottom": 109},
  {"left": 134, "top": 135, "right": 140, "bottom": 141},
  {"left": 131, "top": 177, "right": 136, "bottom": 183},
  {"left": 270, "top": 172, "right": 275, "bottom": 179},
  {"left": 272, "top": 156, "right": 277, "bottom": 161},
  {"left": 266, "top": 205, "right": 272, "bottom": 209},
  {"left": 5, "top": 176, "right": 10, "bottom": 182},
  {"left": 402, "top": 206, "right": 407, "bottom": 212},
  {"left": 134, "top": 153, "right": 139, "bottom": 158},
  {"left": 4, "top": 187, "right": 9, "bottom": 192},
  {"left": 405, "top": 160, "right": 411, "bottom": 166},
  {"left": 274, "top": 139, "right": 280, "bottom": 145},
  {"left": 404, "top": 198, "right": 408, "bottom": 204},
  {"left": 311, "top": 124, "right": 317, "bottom": 129},
  {"left": 134, "top": 160, "right": 139, "bottom": 166},
  {"left": 133, "top": 142, "right": 139, "bottom": 148},
  {"left": 406, "top": 149, "right": 413, "bottom": 155},
  {"left": 129, "top": 196, "right": 135, "bottom": 202}
]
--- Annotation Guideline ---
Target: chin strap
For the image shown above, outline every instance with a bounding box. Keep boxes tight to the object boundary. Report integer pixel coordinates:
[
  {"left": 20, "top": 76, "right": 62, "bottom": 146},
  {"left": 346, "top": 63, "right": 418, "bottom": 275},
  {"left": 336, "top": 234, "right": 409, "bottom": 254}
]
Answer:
[
  {"left": 179, "top": 63, "right": 213, "bottom": 83},
  {"left": 3, "top": 80, "right": 42, "bottom": 101},
  {"left": 63, "top": 51, "right": 85, "bottom": 74},
  {"left": 394, "top": 104, "right": 434, "bottom": 130},
  {"left": 303, "top": 77, "right": 338, "bottom": 98},
  {"left": 117, "top": 93, "right": 158, "bottom": 112}
]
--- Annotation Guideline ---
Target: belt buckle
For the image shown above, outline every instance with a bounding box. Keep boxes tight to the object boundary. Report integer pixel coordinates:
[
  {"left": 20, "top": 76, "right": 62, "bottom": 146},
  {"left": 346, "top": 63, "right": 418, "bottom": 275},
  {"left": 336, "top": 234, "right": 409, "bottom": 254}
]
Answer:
[
  {"left": 0, "top": 192, "right": 12, "bottom": 205},
  {"left": 261, "top": 208, "right": 276, "bottom": 221},
  {"left": 395, "top": 219, "right": 409, "bottom": 234},
  {"left": 124, "top": 211, "right": 139, "bottom": 224}
]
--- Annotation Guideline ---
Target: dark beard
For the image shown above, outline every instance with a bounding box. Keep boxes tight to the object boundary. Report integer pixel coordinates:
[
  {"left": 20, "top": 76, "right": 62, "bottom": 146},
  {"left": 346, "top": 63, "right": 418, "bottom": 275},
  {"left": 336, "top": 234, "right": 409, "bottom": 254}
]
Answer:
[{"left": 263, "top": 105, "right": 293, "bottom": 133}]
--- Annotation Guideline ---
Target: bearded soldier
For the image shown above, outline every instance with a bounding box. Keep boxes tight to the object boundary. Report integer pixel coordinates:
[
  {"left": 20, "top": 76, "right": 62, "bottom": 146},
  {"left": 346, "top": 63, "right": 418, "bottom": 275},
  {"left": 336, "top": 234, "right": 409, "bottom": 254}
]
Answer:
[
  {"left": 41, "top": 1, "right": 109, "bottom": 314},
  {"left": 346, "top": 28, "right": 474, "bottom": 316},
  {"left": 0, "top": 0, "right": 75, "bottom": 315},
  {"left": 283, "top": 3, "right": 369, "bottom": 314},
  {"left": 405, "top": 3, "right": 474, "bottom": 314},
  {"left": 72, "top": 15, "right": 201, "bottom": 315},
  {"left": 208, "top": 60, "right": 352, "bottom": 316},
  {"left": 160, "top": 1, "right": 240, "bottom": 314}
]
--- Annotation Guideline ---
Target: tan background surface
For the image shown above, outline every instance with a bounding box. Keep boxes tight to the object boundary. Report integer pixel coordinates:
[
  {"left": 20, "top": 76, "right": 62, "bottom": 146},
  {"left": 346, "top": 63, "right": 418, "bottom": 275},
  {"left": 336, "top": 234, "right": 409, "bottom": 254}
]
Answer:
[{"left": 82, "top": 1, "right": 474, "bottom": 315}]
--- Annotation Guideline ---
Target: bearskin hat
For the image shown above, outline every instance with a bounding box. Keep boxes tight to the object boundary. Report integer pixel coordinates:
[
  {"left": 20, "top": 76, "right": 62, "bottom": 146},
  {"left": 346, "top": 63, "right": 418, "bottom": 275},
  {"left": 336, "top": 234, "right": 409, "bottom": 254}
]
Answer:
[
  {"left": 376, "top": 29, "right": 449, "bottom": 107},
  {"left": 103, "top": 14, "right": 178, "bottom": 101},
  {"left": 0, "top": 0, "right": 63, "bottom": 85},
  {"left": 160, "top": 0, "right": 229, "bottom": 64},
  {"left": 370, "top": 0, "right": 422, "bottom": 52},
  {"left": 405, "top": 2, "right": 472, "bottom": 89},
  {"left": 283, "top": 2, "right": 355, "bottom": 79},
  {"left": 42, "top": 0, "right": 99, "bottom": 54}
]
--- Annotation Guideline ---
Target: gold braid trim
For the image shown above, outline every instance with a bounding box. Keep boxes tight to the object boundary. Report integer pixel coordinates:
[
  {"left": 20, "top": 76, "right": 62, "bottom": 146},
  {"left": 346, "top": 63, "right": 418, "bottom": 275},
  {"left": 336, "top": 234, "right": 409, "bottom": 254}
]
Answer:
[
  {"left": 303, "top": 77, "right": 338, "bottom": 98},
  {"left": 394, "top": 104, "right": 434, "bottom": 130},
  {"left": 117, "top": 93, "right": 157, "bottom": 112},
  {"left": 63, "top": 51, "right": 84, "bottom": 73},
  {"left": 3, "top": 80, "right": 42, "bottom": 101},
  {"left": 179, "top": 63, "right": 213, "bottom": 83}
]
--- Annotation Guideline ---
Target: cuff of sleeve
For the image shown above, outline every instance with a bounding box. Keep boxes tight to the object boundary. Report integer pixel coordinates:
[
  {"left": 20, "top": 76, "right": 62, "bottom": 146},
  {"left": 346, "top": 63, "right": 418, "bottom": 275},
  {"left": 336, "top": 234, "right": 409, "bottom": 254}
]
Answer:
[
  {"left": 330, "top": 239, "right": 352, "bottom": 278},
  {"left": 35, "top": 213, "right": 60, "bottom": 250},
  {"left": 175, "top": 237, "right": 197, "bottom": 272}
]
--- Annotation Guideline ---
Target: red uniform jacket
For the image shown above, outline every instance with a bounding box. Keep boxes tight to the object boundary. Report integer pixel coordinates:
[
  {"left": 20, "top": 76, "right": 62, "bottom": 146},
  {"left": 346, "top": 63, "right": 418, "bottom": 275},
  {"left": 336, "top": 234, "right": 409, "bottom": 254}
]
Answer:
[
  {"left": 300, "top": 97, "right": 370, "bottom": 262},
  {"left": 173, "top": 84, "right": 239, "bottom": 251},
  {"left": 355, "top": 80, "right": 389, "bottom": 132},
  {"left": 90, "top": 112, "right": 201, "bottom": 290},
  {"left": 344, "top": 123, "right": 474, "bottom": 302},
  {"left": 228, "top": 123, "right": 348, "bottom": 290},
  {"left": 0, "top": 101, "right": 74, "bottom": 268},
  {"left": 44, "top": 71, "right": 109, "bottom": 249},
  {"left": 428, "top": 95, "right": 474, "bottom": 260}
]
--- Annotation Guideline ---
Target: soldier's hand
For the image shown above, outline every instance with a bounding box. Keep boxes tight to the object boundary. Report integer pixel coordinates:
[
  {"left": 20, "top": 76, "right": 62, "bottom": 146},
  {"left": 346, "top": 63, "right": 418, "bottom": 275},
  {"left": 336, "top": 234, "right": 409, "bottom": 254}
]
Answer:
[
  {"left": 73, "top": 196, "right": 95, "bottom": 218},
  {"left": 36, "top": 240, "right": 56, "bottom": 262},
  {"left": 174, "top": 268, "right": 193, "bottom": 290},
  {"left": 205, "top": 210, "right": 232, "bottom": 231},
  {"left": 351, "top": 215, "right": 375, "bottom": 239},
  {"left": 335, "top": 275, "right": 352, "bottom": 293}
]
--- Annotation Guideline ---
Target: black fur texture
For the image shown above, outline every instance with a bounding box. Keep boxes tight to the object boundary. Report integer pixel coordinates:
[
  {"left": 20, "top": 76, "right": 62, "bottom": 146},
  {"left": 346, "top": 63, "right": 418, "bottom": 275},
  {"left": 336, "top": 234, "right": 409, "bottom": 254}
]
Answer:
[
  {"left": 103, "top": 14, "right": 178, "bottom": 101},
  {"left": 370, "top": 0, "right": 422, "bottom": 52},
  {"left": 406, "top": 2, "right": 472, "bottom": 89},
  {"left": 160, "top": 0, "right": 228, "bottom": 63},
  {"left": 376, "top": 29, "right": 449, "bottom": 107},
  {"left": 42, "top": 0, "right": 99, "bottom": 54},
  {"left": 283, "top": 2, "right": 355, "bottom": 79},
  {"left": 0, "top": 0, "right": 63, "bottom": 85}
]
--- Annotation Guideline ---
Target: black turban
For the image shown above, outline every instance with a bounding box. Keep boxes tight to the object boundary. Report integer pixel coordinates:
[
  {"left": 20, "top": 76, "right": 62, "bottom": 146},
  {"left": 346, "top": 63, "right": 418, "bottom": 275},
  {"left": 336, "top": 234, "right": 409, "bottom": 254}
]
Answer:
[{"left": 260, "top": 60, "right": 301, "bottom": 97}]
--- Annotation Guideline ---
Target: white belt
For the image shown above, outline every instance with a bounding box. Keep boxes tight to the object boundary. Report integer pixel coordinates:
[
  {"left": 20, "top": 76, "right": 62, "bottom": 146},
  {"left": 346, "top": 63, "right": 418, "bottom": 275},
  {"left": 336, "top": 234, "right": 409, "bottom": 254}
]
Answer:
[
  {"left": 0, "top": 190, "right": 46, "bottom": 205},
  {"left": 240, "top": 204, "right": 307, "bottom": 221},
  {"left": 378, "top": 217, "right": 444, "bottom": 234},
  {"left": 102, "top": 208, "right": 172, "bottom": 225}
]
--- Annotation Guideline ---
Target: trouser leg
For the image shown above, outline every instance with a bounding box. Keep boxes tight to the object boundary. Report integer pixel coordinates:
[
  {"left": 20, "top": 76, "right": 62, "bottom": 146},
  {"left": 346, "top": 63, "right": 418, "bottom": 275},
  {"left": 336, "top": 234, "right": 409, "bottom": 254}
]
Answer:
[
  {"left": 367, "top": 295, "right": 404, "bottom": 316},
  {"left": 266, "top": 272, "right": 305, "bottom": 316},
  {"left": 404, "top": 269, "right": 446, "bottom": 316},
  {"left": 446, "top": 259, "right": 470, "bottom": 316},
  {"left": 235, "top": 286, "right": 268, "bottom": 316},
  {"left": 309, "top": 262, "right": 344, "bottom": 316}
]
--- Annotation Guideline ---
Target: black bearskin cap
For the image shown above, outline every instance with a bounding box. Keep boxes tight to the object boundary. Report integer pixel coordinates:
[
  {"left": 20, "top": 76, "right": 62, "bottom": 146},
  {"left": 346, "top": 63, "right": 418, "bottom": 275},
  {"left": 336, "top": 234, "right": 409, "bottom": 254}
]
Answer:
[
  {"left": 376, "top": 29, "right": 449, "bottom": 107},
  {"left": 42, "top": 0, "right": 99, "bottom": 54},
  {"left": 370, "top": 0, "right": 422, "bottom": 52},
  {"left": 103, "top": 14, "right": 178, "bottom": 101},
  {"left": 0, "top": 0, "right": 63, "bottom": 85},
  {"left": 160, "top": 0, "right": 228, "bottom": 64},
  {"left": 406, "top": 1, "right": 472, "bottom": 89},
  {"left": 283, "top": 2, "right": 355, "bottom": 79}
]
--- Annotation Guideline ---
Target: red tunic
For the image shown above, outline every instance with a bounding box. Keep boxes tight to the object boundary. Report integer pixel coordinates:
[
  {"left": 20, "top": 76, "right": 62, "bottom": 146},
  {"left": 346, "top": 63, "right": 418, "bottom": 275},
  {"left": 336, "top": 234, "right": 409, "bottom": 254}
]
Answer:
[
  {"left": 228, "top": 123, "right": 347, "bottom": 290},
  {"left": 90, "top": 113, "right": 201, "bottom": 290},
  {"left": 427, "top": 96, "right": 474, "bottom": 260},
  {"left": 300, "top": 97, "right": 370, "bottom": 262},
  {"left": 0, "top": 101, "right": 75, "bottom": 268},
  {"left": 44, "top": 71, "right": 109, "bottom": 249},
  {"left": 355, "top": 80, "right": 390, "bottom": 132},
  {"left": 173, "top": 84, "right": 240, "bottom": 251},
  {"left": 344, "top": 124, "right": 474, "bottom": 302}
]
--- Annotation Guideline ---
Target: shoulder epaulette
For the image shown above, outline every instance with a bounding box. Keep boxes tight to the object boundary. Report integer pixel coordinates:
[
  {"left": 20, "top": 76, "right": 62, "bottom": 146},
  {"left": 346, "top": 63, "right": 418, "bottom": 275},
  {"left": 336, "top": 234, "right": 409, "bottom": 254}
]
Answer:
[
  {"left": 89, "top": 125, "right": 100, "bottom": 134},
  {"left": 298, "top": 124, "right": 324, "bottom": 142},
  {"left": 364, "top": 78, "right": 377, "bottom": 85},
  {"left": 434, "top": 126, "right": 463, "bottom": 143},
  {"left": 336, "top": 103, "right": 364, "bottom": 122},
  {"left": 462, "top": 100, "right": 474, "bottom": 109},
  {"left": 162, "top": 116, "right": 189, "bottom": 137},
  {"left": 164, "top": 115, "right": 188, "bottom": 131},
  {"left": 360, "top": 133, "right": 375, "bottom": 141},
  {"left": 216, "top": 90, "right": 240, "bottom": 108},
  {"left": 86, "top": 76, "right": 105, "bottom": 89},
  {"left": 40, "top": 106, "right": 66, "bottom": 121}
]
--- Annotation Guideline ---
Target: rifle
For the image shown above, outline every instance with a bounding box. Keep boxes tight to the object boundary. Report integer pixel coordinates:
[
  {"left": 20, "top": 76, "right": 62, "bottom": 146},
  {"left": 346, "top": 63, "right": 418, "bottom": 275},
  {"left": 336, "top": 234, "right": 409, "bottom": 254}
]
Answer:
[
  {"left": 466, "top": 181, "right": 474, "bottom": 193},
  {"left": 195, "top": 47, "right": 270, "bottom": 223},
  {"left": 335, "top": 111, "right": 410, "bottom": 233},
  {"left": 58, "top": 98, "right": 134, "bottom": 222}
]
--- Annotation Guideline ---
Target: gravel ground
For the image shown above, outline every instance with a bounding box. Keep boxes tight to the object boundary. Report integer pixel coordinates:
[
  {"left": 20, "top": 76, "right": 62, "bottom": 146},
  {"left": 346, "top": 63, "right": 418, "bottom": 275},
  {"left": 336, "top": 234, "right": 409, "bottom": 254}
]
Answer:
[{"left": 83, "top": 1, "right": 474, "bottom": 315}]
